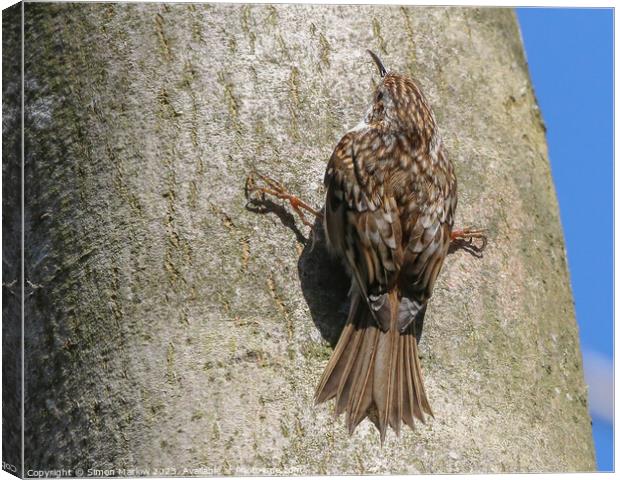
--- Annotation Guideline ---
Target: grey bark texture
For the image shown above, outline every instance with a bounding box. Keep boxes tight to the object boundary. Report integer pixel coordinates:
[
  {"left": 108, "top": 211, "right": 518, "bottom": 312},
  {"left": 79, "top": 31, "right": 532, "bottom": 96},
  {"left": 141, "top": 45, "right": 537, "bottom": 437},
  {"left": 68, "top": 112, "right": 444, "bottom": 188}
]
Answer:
[
  {"left": 18, "top": 3, "right": 595, "bottom": 474},
  {"left": 3, "top": 3, "right": 24, "bottom": 475}
]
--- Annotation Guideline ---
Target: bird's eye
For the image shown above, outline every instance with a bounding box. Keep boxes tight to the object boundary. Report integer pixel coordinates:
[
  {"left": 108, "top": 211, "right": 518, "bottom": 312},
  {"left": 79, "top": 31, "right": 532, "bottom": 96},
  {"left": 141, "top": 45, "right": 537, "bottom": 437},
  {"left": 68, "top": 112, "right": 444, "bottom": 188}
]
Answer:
[{"left": 376, "top": 91, "right": 383, "bottom": 101}]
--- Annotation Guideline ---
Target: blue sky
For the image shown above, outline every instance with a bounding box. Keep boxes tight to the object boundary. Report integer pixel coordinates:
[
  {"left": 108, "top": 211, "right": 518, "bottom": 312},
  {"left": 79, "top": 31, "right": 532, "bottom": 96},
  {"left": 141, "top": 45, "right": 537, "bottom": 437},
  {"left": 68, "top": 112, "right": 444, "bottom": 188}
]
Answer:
[{"left": 517, "top": 8, "right": 613, "bottom": 471}]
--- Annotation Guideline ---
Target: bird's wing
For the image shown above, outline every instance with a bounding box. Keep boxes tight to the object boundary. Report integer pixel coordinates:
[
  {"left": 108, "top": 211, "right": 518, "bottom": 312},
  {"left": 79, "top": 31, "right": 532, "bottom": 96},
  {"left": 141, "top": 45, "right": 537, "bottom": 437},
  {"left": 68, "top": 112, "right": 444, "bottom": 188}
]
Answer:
[
  {"left": 396, "top": 150, "right": 455, "bottom": 334},
  {"left": 324, "top": 130, "right": 404, "bottom": 331}
]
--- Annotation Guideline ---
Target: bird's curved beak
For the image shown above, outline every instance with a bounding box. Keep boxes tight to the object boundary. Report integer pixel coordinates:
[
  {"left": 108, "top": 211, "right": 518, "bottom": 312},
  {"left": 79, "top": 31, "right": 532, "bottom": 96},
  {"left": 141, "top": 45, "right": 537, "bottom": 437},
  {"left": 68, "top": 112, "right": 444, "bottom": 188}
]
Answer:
[{"left": 367, "top": 49, "right": 387, "bottom": 78}]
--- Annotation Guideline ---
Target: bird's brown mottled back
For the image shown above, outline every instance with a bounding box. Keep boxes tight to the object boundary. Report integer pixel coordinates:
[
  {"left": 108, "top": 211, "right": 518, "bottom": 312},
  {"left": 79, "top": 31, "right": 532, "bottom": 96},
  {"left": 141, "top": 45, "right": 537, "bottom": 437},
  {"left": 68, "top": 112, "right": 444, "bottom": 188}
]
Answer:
[{"left": 315, "top": 52, "right": 457, "bottom": 442}]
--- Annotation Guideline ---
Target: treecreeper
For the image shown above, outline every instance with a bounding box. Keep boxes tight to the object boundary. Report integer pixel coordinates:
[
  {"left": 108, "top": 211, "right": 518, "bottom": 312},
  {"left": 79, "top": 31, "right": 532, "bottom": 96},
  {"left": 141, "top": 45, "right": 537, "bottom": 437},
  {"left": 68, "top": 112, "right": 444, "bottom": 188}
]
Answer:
[{"left": 246, "top": 50, "right": 485, "bottom": 442}]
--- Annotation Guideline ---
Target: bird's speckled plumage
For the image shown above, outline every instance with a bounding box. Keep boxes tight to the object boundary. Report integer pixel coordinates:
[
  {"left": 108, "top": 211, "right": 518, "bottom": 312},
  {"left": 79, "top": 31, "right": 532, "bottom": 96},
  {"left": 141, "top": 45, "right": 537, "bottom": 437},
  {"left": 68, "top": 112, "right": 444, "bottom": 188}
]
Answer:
[{"left": 315, "top": 52, "right": 457, "bottom": 441}]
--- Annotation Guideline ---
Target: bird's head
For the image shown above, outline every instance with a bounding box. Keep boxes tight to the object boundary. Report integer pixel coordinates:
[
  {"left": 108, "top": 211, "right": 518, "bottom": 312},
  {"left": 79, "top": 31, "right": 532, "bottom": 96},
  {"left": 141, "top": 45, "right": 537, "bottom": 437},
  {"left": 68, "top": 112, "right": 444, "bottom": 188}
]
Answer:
[{"left": 365, "top": 50, "right": 437, "bottom": 139}]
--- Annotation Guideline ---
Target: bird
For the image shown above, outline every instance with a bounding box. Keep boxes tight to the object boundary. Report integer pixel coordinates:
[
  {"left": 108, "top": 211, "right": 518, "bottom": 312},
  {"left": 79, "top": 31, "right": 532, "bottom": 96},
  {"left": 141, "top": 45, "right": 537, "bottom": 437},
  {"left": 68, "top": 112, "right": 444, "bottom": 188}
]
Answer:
[
  {"left": 246, "top": 50, "right": 484, "bottom": 441},
  {"left": 314, "top": 50, "right": 457, "bottom": 442}
]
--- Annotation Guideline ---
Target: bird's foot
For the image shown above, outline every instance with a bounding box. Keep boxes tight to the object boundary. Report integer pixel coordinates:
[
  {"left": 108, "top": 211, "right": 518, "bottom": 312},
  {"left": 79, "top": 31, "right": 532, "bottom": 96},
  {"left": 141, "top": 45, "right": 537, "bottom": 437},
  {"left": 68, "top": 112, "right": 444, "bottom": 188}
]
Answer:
[
  {"left": 245, "top": 171, "right": 323, "bottom": 228},
  {"left": 450, "top": 226, "right": 488, "bottom": 251}
]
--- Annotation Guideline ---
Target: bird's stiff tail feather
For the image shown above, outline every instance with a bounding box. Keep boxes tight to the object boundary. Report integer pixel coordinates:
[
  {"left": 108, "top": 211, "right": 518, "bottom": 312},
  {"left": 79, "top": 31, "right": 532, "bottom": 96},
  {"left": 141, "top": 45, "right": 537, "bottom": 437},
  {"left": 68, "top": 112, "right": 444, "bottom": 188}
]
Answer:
[{"left": 314, "top": 292, "right": 432, "bottom": 442}]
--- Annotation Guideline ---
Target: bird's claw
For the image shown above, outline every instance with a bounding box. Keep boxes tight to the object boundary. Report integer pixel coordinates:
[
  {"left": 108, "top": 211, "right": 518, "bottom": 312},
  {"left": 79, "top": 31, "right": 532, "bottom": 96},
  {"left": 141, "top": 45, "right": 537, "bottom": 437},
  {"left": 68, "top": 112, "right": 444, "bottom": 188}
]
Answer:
[
  {"left": 245, "top": 170, "right": 322, "bottom": 228},
  {"left": 450, "top": 226, "right": 488, "bottom": 251}
]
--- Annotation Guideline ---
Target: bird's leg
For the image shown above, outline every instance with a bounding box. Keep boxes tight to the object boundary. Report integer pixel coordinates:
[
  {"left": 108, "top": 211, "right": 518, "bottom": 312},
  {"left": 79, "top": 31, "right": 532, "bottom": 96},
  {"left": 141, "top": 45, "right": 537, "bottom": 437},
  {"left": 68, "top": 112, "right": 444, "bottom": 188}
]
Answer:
[
  {"left": 451, "top": 226, "right": 487, "bottom": 250},
  {"left": 245, "top": 171, "right": 323, "bottom": 228}
]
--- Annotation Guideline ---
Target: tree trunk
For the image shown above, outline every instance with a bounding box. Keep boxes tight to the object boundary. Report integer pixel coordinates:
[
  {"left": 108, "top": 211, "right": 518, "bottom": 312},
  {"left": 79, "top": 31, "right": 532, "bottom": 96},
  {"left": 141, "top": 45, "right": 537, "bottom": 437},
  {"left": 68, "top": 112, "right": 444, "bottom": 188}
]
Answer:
[
  {"left": 9, "top": 2, "right": 595, "bottom": 474},
  {"left": 3, "top": 3, "right": 24, "bottom": 476}
]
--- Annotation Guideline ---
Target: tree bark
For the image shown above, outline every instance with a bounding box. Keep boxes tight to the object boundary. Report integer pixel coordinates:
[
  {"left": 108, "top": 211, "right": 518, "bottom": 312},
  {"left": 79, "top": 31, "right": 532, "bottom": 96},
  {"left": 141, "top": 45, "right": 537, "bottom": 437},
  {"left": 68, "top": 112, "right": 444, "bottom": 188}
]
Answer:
[
  {"left": 3, "top": 3, "right": 24, "bottom": 475},
  {"left": 14, "top": 3, "right": 595, "bottom": 474}
]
